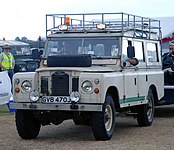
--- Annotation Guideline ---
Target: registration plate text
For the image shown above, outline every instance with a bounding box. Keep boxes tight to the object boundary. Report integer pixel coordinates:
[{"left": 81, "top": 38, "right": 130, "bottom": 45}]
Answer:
[{"left": 41, "top": 96, "right": 71, "bottom": 103}]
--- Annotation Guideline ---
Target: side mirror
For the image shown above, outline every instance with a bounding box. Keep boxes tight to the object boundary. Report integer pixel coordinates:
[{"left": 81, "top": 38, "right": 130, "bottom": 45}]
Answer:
[
  {"left": 129, "top": 57, "right": 139, "bottom": 66},
  {"left": 127, "top": 46, "right": 135, "bottom": 58},
  {"left": 39, "top": 49, "right": 43, "bottom": 56}
]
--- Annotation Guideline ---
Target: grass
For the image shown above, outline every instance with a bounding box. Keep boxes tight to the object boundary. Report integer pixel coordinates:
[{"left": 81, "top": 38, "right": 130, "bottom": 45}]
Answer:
[{"left": 0, "top": 104, "right": 11, "bottom": 115}]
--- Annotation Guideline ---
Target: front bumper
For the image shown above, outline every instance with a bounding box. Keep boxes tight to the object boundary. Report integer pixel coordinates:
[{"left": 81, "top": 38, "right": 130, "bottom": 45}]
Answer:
[{"left": 10, "top": 102, "right": 103, "bottom": 112}]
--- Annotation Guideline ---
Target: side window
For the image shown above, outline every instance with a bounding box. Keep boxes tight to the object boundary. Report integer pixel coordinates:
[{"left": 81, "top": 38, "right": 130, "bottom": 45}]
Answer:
[
  {"left": 134, "top": 41, "right": 144, "bottom": 62},
  {"left": 122, "top": 39, "right": 131, "bottom": 61},
  {"left": 10, "top": 46, "right": 16, "bottom": 55},
  {"left": 146, "top": 42, "right": 158, "bottom": 62}
]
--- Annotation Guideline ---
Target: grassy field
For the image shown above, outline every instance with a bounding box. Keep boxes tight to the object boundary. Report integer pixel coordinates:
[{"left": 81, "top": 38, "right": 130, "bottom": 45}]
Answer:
[
  {"left": 0, "top": 102, "right": 16, "bottom": 116},
  {"left": 0, "top": 104, "right": 11, "bottom": 115}
]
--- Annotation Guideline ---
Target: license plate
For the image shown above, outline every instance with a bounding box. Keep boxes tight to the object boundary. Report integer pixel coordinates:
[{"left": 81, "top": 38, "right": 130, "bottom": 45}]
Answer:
[{"left": 41, "top": 96, "right": 71, "bottom": 103}]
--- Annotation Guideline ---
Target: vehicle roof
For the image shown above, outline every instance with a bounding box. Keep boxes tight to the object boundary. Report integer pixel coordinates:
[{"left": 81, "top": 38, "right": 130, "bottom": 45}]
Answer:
[
  {"left": 0, "top": 40, "right": 30, "bottom": 47},
  {"left": 47, "top": 30, "right": 159, "bottom": 40}
]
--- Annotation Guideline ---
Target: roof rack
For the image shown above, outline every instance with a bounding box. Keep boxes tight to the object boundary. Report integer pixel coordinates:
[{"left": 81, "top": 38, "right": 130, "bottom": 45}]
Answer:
[{"left": 46, "top": 12, "right": 161, "bottom": 40}]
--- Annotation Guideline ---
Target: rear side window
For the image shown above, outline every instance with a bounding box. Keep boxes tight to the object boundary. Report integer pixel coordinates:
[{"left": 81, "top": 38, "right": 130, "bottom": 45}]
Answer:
[
  {"left": 134, "top": 41, "right": 144, "bottom": 62},
  {"left": 146, "top": 42, "right": 158, "bottom": 62}
]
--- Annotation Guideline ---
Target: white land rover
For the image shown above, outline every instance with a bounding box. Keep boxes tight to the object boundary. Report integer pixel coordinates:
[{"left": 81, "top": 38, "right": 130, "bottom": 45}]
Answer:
[{"left": 11, "top": 13, "right": 164, "bottom": 141}]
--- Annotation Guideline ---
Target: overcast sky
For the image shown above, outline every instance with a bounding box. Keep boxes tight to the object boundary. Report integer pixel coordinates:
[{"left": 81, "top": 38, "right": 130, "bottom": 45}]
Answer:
[{"left": 0, "top": 0, "right": 173, "bottom": 40}]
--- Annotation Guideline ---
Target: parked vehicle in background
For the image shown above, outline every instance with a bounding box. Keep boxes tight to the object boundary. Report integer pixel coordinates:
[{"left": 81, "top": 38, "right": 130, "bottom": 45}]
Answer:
[
  {"left": 0, "top": 40, "right": 42, "bottom": 73},
  {"left": 161, "top": 41, "right": 174, "bottom": 105},
  {"left": 11, "top": 13, "right": 164, "bottom": 141}
]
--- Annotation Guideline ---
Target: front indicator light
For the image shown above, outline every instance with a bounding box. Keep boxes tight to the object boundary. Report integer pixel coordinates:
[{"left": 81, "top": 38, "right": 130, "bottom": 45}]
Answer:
[
  {"left": 94, "top": 88, "right": 99, "bottom": 94},
  {"left": 15, "top": 88, "right": 20, "bottom": 93}
]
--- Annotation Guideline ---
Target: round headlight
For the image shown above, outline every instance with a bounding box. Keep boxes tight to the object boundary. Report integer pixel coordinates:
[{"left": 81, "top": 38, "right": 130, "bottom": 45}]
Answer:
[
  {"left": 21, "top": 80, "right": 32, "bottom": 92},
  {"left": 82, "top": 80, "right": 93, "bottom": 92},
  {"left": 29, "top": 90, "right": 39, "bottom": 102},
  {"left": 21, "top": 66, "right": 27, "bottom": 72},
  {"left": 18, "top": 64, "right": 27, "bottom": 72},
  {"left": 70, "top": 91, "right": 80, "bottom": 102}
]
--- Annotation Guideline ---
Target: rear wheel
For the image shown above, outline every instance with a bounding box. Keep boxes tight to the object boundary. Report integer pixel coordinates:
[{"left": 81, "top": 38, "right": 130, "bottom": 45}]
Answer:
[
  {"left": 137, "top": 89, "right": 154, "bottom": 126},
  {"left": 16, "top": 110, "right": 41, "bottom": 139},
  {"left": 92, "top": 94, "right": 115, "bottom": 141}
]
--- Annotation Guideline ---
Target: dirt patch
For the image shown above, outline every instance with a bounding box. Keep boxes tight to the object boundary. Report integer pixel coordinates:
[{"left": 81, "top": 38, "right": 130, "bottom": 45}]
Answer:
[{"left": 0, "top": 105, "right": 174, "bottom": 150}]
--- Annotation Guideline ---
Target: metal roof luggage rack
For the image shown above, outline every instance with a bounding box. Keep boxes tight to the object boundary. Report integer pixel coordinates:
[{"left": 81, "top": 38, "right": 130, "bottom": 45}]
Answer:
[{"left": 46, "top": 12, "right": 161, "bottom": 40}]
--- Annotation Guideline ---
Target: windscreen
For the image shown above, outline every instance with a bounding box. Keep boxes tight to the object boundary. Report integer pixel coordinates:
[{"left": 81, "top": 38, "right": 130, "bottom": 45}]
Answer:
[
  {"left": 10, "top": 45, "right": 31, "bottom": 55},
  {"left": 44, "top": 37, "right": 120, "bottom": 58}
]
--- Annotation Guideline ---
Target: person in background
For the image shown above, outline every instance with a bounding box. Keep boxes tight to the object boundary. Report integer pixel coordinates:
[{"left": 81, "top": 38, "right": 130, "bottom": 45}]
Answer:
[
  {"left": 0, "top": 44, "right": 15, "bottom": 82},
  {"left": 162, "top": 42, "right": 174, "bottom": 70},
  {"left": 162, "top": 42, "right": 174, "bottom": 85},
  {"left": 111, "top": 45, "right": 118, "bottom": 56}
]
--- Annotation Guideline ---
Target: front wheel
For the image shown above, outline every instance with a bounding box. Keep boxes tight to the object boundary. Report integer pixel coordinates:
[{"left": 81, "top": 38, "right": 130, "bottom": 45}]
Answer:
[
  {"left": 137, "top": 89, "right": 154, "bottom": 127},
  {"left": 16, "top": 110, "right": 41, "bottom": 139},
  {"left": 92, "top": 94, "right": 115, "bottom": 141}
]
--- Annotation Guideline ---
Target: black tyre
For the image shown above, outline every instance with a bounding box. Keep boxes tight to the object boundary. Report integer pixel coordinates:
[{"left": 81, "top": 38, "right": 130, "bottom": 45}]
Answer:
[
  {"left": 92, "top": 94, "right": 115, "bottom": 141},
  {"left": 47, "top": 54, "right": 92, "bottom": 67},
  {"left": 15, "top": 110, "right": 41, "bottom": 139},
  {"left": 137, "top": 89, "right": 154, "bottom": 127}
]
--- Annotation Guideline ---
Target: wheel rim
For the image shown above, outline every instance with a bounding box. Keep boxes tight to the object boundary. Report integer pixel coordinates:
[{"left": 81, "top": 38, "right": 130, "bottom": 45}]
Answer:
[
  {"left": 104, "top": 105, "right": 113, "bottom": 131},
  {"left": 147, "top": 95, "right": 153, "bottom": 121}
]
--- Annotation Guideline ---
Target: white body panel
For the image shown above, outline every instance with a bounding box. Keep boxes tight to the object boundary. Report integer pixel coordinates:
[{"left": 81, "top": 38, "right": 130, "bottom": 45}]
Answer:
[{"left": 12, "top": 64, "right": 164, "bottom": 110}]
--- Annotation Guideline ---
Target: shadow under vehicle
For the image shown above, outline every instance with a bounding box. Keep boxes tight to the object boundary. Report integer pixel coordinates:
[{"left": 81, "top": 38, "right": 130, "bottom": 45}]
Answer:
[{"left": 0, "top": 40, "right": 42, "bottom": 73}]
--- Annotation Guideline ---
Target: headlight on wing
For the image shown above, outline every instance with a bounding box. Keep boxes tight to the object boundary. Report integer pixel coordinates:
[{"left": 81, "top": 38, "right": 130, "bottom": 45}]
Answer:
[
  {"left": 21, "top": 80, "right": 32, "bottom": 92},
  {"left": 18, "top": 64, "right": 27, "bottom": 72},
  {"left": 81, "top": 80, "right": 93, "bottom": 92},
  {"left": 21, "top": 66, "right": 27, "bottom": 72}
]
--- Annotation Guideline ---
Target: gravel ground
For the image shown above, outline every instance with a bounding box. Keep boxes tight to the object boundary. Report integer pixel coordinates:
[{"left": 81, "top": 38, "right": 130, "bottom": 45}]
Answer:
[{"left": 0, "top": 105, "right": 174, "bottom": 150}]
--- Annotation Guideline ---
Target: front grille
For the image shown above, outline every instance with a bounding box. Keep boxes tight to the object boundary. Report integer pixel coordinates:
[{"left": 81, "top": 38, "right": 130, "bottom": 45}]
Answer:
[
  {"left": 27, "top": 61, "right": 39, "bottom": 71},
  {"left": 41, "top": 77, "right": 48, "bottom": 94},
  {"left": 51, "top": 72, "right": 69, "bottom": 96},
  {"left": 72, "top": 78, "right": 79, "bottom": 91}
]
